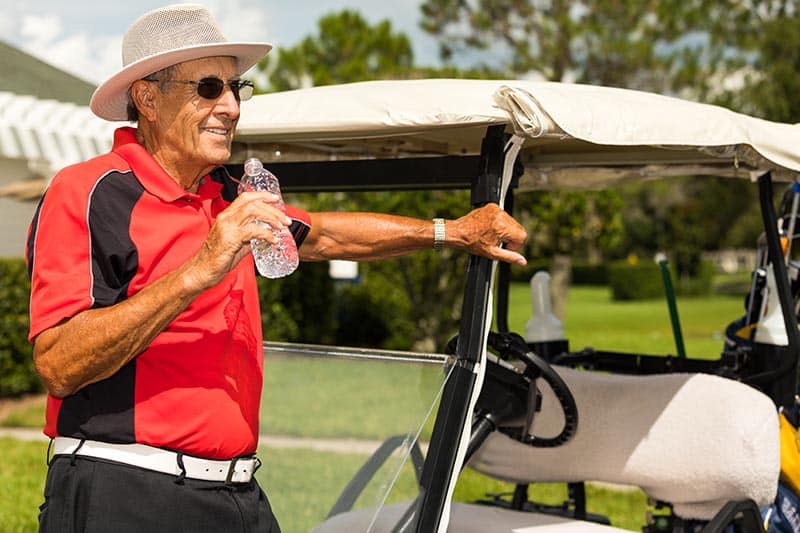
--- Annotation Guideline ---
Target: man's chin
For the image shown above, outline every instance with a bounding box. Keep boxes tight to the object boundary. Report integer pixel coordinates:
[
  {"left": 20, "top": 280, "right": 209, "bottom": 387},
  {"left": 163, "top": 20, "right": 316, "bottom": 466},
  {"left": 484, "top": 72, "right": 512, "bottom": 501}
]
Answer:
[{"left": 201, "top": 146, "right": 233, "bottom": 165}]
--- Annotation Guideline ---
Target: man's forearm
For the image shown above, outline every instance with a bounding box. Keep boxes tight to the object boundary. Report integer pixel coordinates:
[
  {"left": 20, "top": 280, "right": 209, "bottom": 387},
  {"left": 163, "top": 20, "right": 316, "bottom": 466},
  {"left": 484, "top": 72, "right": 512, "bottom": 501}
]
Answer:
[
  {"left": 33, "top": 259, "right": 208, "bottom": 398},
  {"left": 301, "top": 205, "right": 527, "bottom": 265},
  {"left": 301, "top": 212, "right": 434, "bottom": 261}
]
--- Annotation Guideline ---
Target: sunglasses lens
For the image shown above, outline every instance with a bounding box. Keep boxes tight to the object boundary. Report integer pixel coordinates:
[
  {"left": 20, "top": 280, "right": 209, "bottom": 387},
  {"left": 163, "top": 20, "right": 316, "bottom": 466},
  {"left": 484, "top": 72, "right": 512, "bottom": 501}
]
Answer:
[
  {"left": 238, "top": 83, "right": 254, "bottom": 101},
  {"left": 194, "top": 78, "right": 253, "bottom": 101},
  {"left": 197, "top": 78, "right": 225, "bottom": 99}
]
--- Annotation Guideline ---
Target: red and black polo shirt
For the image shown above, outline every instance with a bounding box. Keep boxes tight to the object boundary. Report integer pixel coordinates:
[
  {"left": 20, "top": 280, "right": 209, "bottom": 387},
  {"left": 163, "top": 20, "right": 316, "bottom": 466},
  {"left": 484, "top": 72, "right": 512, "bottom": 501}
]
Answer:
[{"left": 27, "top": 127, "right": 311, "bottom": 459}]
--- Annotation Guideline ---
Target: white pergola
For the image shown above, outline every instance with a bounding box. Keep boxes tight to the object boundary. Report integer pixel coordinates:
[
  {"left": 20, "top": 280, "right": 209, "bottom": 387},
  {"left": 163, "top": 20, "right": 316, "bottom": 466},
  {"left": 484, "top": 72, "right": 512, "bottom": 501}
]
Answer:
[
  {"left": 0, "top": 91, "right": 120, "bottom": 183},
  {"left": 0, "top": 91, "right": 121, "bottom": 256}
]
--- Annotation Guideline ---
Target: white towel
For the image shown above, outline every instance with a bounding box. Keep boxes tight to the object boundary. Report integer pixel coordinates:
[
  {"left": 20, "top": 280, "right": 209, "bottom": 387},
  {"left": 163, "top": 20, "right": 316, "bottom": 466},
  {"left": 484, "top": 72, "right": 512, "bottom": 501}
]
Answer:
[{"left": 468, "top": 368, "right": 780, "bottom": 519}]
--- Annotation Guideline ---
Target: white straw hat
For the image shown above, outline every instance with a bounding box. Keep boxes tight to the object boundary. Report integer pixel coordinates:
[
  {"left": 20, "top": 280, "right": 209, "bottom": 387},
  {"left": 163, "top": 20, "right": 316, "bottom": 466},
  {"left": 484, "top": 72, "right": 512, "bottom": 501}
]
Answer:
[{"left": 90, "top": 3, "right": 272, "bottom": 121}]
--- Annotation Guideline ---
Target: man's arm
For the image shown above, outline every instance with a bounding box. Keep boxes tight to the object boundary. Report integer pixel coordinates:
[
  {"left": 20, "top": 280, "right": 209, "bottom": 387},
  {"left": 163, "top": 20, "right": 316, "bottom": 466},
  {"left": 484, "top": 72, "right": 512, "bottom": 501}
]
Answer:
[
  {"left": 33, "top": 191, "right": 288, "bottom": 398},
  {"left": 299, "top": 203, "right": 527, "bottom": 265}
]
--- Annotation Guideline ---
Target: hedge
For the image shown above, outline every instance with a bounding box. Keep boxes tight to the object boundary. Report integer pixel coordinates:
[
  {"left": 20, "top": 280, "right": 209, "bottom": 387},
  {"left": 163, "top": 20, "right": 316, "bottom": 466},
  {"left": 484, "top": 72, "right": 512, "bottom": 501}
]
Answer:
[
  {"left": 0, "top": 258, "right": 40, "bottom": 397},
  {"left": 571, "top": 262, "right": 608, "bottom": 285},
  {"left": 510, "top": 260, "right": 609, "bottom": 286},
  {"left": 675, "top": 260, "right": 715, "bottom": 297},
  {"left": 607, "top": 259, "right": 714, "bottom": 301},
  {"left": 607, "top": 260, "right": 665, "bottom": 301}
]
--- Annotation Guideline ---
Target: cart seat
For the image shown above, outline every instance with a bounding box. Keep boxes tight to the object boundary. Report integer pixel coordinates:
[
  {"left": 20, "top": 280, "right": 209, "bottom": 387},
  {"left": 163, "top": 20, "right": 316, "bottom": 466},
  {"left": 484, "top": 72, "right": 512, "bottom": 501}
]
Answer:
[
  {"left": 469, "top": 367, "right": 780, "bottom": 519},
  {"left": 314, "top": 500, "right": 630, "bottom": 532}
]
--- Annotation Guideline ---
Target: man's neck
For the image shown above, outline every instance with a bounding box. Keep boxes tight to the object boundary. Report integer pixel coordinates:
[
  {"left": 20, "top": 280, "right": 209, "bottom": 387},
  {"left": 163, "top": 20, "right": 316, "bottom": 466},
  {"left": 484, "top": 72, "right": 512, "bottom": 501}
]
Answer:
[{"left": 135, "top": 128, "right": 210, "bottom": 193}]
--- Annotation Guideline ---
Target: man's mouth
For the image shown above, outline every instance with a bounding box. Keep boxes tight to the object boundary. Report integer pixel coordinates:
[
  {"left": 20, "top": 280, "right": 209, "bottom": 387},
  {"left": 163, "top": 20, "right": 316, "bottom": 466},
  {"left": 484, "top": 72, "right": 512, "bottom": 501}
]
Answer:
[{"left": 203, "top": 127, "right": 230, "bottom": 137}]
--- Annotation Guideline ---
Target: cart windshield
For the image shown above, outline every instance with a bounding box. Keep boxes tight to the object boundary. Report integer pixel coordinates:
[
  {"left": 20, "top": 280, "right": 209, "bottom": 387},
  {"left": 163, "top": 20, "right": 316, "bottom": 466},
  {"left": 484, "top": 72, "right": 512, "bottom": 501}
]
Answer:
[{"left": 256, "top": 342, "right": 450, "bottom": 532}]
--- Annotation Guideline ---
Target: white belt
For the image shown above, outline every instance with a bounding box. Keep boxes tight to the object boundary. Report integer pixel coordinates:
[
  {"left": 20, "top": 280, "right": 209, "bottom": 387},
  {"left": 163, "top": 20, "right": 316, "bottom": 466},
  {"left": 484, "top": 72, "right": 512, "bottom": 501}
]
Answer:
[{"left": 52, "top": 437, "right": 259, "bottom": 484}]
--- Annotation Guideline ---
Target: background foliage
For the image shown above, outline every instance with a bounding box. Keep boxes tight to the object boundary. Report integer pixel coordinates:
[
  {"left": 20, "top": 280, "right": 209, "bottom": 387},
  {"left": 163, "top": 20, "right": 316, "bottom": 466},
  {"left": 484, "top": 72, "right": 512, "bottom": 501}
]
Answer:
[
  {"left": 0, "top": 259, "right": 39, "bottom": 397},
  {"left": 253, "top": 1, "right": 800, "bottom": 298}
]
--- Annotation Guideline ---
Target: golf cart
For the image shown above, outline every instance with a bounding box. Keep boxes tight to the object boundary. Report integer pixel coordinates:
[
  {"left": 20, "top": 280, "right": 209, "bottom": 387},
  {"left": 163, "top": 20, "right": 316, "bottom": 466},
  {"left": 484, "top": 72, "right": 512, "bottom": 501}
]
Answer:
[{"left": 231, "top": 79, "right": 800, "bottom": 532}]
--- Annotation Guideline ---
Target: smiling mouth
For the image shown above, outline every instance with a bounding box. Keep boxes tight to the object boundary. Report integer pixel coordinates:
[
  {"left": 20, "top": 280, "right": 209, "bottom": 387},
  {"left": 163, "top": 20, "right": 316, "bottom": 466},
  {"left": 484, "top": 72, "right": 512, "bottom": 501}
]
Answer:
[{"left": 204, "top": 128, "right": 230, "bottom": 136}]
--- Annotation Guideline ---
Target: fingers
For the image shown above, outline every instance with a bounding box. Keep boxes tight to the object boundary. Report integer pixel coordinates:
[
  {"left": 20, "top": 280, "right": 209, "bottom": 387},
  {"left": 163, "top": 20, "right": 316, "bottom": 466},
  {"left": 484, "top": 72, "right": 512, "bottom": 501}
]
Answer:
[
  {"left": 490, "top": 246, "right": 528, "bottom": 267},
  {"left": 234, "top": 192, "right": 292, "bottom": 237},
  {"left": 451, "top": 203, "right": 528, "bottom": 265},
  {"left": 190, "top": 192, "right": 293, "bottom": 286}
]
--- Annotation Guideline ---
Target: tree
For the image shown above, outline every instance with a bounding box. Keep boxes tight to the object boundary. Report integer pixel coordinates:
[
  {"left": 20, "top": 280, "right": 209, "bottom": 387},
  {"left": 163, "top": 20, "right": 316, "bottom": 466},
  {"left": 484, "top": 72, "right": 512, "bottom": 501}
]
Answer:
[
  {"left": 419, "top": 1, "right": 800, "bottom": 279},
  {"left": 516, "top": 189, "right": 623, "bottom": 262},
  {"left": 683, "top": 1, "right": 800, "bottom": 123},
  {"left": 419, "top": 0, "right": 694, "bottom": 89},
  {"left": 265, "top": 10, "right": 414, "bottom": 91}
]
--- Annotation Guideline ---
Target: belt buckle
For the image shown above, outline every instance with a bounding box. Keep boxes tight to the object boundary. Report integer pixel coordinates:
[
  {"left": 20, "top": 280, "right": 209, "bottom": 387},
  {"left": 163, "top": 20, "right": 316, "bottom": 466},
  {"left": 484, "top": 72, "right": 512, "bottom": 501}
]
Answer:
[
  {"left": 225, "top": 455, "right": 260, "bottom": 484},
  {"left": 224, "top": 457, "right": 240, "bottom": 484}
]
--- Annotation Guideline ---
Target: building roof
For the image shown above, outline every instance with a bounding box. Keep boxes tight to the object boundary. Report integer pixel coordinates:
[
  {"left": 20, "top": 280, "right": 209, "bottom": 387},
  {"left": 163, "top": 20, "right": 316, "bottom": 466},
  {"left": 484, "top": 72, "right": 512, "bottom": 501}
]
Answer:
[
  {"left": 0, "top": 91, "right": 119, "bottom": 174},
  {"left": 0, "top": 40, "right": 95, "bottom": 105}
]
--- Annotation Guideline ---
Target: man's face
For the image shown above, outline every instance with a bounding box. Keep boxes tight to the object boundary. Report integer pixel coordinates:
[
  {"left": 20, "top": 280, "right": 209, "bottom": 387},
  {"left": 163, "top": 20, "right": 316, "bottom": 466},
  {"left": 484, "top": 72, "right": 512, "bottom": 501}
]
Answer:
[{"left": 150, "top": 56, "right": 241, "bottom": 173}]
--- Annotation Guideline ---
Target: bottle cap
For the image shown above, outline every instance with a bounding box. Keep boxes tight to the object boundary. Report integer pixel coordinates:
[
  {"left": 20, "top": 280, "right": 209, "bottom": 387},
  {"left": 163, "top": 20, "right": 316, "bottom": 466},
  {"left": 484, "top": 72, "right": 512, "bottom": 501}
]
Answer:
[{"left": 244, "top": 157, "right": 264, "bottom": 177}]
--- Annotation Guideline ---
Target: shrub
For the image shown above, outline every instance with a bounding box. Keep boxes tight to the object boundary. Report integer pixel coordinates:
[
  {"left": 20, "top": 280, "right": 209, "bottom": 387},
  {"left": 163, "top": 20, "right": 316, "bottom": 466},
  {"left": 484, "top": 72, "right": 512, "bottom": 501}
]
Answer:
[
  {"left": 607, "top": 260, "right": 664, "bottom": 301},
  {"left": 333, "top": 284, "right": 391, "bottom": 348},
  {"left": 571, "top": 262, "right": 608, "bottom": 285},
  {"left": 675, "top": 260, "right": 715, "bottom": 296},
  {"left": 509, "top": 260, "right": 552, "bottom": 283},
  {"left": 257, "top": 261, "right": 337, "bottom": 344},
  {"left": 0, "top": 258, "right": 41, "bottom": 397}
]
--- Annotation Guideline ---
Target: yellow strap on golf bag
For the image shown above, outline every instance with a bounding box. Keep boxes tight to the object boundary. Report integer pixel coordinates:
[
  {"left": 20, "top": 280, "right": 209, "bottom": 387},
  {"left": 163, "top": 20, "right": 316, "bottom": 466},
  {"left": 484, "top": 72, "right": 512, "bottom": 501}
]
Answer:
[{"left": 779, "top": 411, "right": 800, "bottom": 494}]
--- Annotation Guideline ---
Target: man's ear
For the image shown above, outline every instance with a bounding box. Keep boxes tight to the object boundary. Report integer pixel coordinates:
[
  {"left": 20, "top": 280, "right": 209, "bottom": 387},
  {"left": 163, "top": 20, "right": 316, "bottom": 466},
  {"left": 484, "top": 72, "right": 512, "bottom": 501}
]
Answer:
[{"left": 130, "top": 80, "right": 158, "bottom": 123}]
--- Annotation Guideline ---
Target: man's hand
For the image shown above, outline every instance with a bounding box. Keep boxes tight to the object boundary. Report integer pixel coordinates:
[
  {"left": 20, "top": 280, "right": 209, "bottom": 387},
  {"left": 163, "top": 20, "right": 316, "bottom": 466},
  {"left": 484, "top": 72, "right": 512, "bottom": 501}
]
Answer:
[
  {"left": 186, "top": 191, "right": 291, "bottom": 290},
  {"left": 448, "top": 203, "right": 527, "bottom": 266}
]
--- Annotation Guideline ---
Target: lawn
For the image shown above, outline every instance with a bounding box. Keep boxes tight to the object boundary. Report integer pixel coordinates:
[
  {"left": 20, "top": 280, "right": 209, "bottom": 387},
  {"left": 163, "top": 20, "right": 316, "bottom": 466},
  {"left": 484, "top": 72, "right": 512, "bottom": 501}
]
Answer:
[
  {"left": 507, "top": 283, "right": 743, "bottom": 358},
  {"left": 0, "top": 284, "right": 746, "bottom": 532}
]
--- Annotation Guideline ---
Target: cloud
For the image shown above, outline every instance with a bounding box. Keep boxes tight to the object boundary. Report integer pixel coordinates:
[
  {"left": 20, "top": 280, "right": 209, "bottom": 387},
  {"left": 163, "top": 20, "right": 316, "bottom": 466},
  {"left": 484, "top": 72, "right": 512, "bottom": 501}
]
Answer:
[
  {"left": 11, "top": 12, "right": 120, "bottom": 84},
  {"left": 10, "top": 2, "right": 275, "bottom": 84},
  {"left": 204, "top": 0, "right": 275, "bottom": 43},
  {"left": 20, "top": 14, "right": 63, "bottom": 46}
]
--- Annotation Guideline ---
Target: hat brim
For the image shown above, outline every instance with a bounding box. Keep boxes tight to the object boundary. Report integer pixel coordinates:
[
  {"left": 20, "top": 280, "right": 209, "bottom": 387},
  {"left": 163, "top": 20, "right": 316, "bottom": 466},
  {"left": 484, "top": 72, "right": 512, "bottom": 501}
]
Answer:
[{"left": 90, "top": 41, "right": 272, "bottom": 121}]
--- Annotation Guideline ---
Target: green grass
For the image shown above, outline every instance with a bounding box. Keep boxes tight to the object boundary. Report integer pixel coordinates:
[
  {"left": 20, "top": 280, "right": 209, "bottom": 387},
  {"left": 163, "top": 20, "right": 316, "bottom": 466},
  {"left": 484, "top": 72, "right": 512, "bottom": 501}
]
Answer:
[
  {"left": 260, "top": 446, "right": 422, "bottom": 532},
  {"left": 506, "top": 284, "right": 742, "bottom": 358},
  {"left": 0, "top": 400, "right": 46, "bottom": 428},
  {"left": 261, "top": 356, "right": 444, "bottom": 440},
  {"left": 0, "top": 438, "right": 47, "bottom": 533},
  {"left": 0, "top": 284, "right": 747, "bottom": 531}
]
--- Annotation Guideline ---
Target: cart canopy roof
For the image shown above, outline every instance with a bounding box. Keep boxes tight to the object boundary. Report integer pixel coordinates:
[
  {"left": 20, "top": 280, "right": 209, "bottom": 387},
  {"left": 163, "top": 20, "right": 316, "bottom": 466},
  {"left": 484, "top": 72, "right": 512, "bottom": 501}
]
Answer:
[{"left": 234, "top": 79, "right": 800, "bottom": 190}]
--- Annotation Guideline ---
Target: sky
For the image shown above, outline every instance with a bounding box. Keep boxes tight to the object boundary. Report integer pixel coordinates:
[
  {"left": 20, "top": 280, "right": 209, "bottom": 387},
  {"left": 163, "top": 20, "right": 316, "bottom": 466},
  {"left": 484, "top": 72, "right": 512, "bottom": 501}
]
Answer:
[{"left": 0, "top": 0, "right": 444, "bottom": 85}]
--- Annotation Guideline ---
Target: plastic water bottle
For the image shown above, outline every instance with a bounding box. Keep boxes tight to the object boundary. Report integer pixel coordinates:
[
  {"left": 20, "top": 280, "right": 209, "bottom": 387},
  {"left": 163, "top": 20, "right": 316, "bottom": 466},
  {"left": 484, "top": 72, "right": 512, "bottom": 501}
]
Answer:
[
  {"left": 524, "top": 271, "right": 568, "bottom": 359},
  {"left": 525, "top": 271, "right": 565, "bottom": 343},
  {"left": 238, "top": 158, "right": 298, "bottom": 278}
]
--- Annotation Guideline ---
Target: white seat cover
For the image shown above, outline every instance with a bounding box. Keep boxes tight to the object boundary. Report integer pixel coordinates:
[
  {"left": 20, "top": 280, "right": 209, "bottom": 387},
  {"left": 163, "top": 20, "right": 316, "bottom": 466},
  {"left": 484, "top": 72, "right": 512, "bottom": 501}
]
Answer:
[{"left": 469, "top": 368, "right": 780, "bottom": 519}]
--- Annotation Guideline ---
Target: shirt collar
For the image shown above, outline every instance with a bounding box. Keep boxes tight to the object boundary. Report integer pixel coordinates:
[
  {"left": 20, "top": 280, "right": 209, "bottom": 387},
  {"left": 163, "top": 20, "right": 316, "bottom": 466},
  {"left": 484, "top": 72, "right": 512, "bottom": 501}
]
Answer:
[{"left": 112, "top": 127, "right": 223, "bottom": 202}]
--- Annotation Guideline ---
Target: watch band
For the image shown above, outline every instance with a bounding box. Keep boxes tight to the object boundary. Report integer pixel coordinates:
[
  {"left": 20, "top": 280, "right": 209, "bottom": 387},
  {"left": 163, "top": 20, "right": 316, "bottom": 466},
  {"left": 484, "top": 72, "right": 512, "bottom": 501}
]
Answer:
[{"left": 433, "top": 218, "right": 446, "bottom": 252}]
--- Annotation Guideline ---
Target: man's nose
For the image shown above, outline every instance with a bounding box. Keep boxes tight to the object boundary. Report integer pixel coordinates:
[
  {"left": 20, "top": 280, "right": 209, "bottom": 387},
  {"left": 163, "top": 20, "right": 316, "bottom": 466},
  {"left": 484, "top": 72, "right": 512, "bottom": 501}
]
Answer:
[{"left": 215, "top": 85, "right": 241, "bottom": 118}]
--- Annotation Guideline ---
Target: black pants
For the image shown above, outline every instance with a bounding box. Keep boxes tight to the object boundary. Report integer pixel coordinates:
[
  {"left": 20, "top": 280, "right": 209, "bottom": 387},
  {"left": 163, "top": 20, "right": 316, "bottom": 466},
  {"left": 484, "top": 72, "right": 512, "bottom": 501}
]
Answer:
[{"left": 39, "top": 455, "right": 281, "bottom": 533}]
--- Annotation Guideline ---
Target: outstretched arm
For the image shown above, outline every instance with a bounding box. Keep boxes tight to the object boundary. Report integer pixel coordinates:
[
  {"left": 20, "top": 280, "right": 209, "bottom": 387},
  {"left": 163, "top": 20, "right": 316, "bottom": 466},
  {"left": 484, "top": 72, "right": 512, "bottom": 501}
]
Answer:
[{"left": 299, "top": 203, "right": 527, "bottom": 266}]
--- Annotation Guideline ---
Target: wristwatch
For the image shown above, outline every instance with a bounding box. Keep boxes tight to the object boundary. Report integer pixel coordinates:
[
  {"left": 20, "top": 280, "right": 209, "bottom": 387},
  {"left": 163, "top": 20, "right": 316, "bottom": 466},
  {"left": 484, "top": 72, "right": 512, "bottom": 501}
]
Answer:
[{"left": 433, "top": 218, "right": 446, "bottom": 252}]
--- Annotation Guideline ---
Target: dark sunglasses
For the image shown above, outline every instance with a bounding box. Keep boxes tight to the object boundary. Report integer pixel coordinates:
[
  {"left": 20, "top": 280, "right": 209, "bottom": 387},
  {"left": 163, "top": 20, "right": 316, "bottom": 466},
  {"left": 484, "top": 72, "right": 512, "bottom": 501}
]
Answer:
[{"left": 145, "top": 76, "right": 254, "bottom": 101}]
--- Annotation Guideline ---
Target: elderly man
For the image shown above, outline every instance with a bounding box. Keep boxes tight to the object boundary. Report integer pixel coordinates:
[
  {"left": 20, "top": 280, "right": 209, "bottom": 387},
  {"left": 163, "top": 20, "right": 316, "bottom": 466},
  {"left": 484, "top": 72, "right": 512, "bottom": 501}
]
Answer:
[{"left": 27, "top": 4, "right": 526, "bottom": 532}]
